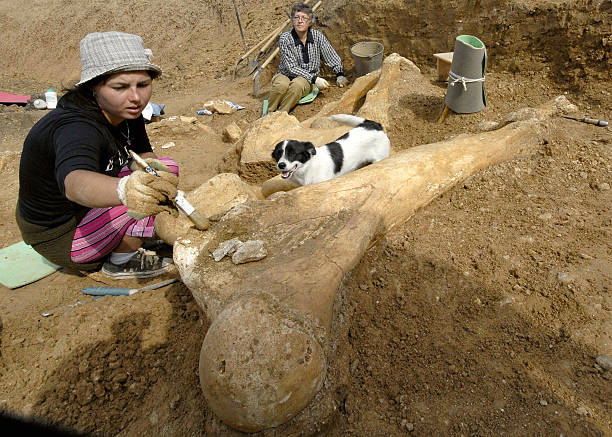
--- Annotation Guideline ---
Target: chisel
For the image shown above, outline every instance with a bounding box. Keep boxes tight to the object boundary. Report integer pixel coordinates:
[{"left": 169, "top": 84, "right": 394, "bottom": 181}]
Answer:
[
  {"left": 129, "top": 151, "right": 210, "bottom": 230},
  {"left": 562, "top": 115, "right": 608, "bottom": 126},
  {"left": 81, "top": 278, "right": 179, "bottom": 296}
]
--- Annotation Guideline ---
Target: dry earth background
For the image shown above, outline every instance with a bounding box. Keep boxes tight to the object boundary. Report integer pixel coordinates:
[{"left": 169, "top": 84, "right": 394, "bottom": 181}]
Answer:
[{"left": 0, "top": 0, "right": 611, "bottom": 436}]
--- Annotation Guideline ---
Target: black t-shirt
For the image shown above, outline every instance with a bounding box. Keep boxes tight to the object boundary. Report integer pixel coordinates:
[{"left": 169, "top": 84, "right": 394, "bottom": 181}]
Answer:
[{"left": 18, "top": 95, "right": 153, "bottom": 227}]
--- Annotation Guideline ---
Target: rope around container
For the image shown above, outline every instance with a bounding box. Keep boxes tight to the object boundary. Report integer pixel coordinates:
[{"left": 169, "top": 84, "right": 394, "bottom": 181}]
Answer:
[{"left": 448, "top": 70, "right": 485, "bottom": 91}]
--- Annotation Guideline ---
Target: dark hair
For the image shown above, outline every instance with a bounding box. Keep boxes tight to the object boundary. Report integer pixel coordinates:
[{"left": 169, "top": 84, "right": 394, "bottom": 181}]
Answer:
[
  {"left": 291, "top": 2, "right": 314, "bottom": 23},
  {"left": 61, "top": 75, "right": 109, "bottom": 110},
  {"left": 61, "top": 70, "right": 156, "bottom": 110}
]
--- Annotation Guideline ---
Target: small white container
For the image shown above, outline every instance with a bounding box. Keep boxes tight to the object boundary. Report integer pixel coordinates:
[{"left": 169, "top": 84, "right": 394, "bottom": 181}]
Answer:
[{"left": 45, "top": 89, "right": 58, "bottom": 109}]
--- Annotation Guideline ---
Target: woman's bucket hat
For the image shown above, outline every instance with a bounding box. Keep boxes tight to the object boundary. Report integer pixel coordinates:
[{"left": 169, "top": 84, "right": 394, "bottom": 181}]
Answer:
[{"left": 76, "top": 31, "right": 162, "bottom": 86}]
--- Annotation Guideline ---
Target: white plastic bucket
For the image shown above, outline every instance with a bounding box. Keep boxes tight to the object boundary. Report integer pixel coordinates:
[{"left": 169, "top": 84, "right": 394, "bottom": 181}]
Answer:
[{"left": 350, "top": 41, "right": 384, "bottom": 77}]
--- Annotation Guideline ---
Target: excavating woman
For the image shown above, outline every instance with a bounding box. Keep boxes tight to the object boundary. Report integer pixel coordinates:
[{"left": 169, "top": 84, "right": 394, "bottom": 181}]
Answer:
[
  {"left": 267, "top": 2, "right": 349, "bottom": 113},
  {"left": 16, "top": 31, "right": 178, "bottom": 280}
]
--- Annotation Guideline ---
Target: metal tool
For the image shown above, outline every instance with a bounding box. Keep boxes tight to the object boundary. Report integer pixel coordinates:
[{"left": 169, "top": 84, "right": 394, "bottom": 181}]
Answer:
[
  {"left": 129, "top": 151, "right": 210, "bottom": 230},
  {"left": 562, "top": 115, "right": 608, "bottom": 127},
  {"left": 253, "top": 47, "right": 280, "bottom": 97},
  {"left": 41, "top": 298, "right": 92, "bottom": 317},
  {"left": 231, "top": 0, "right": 309, "bottom": 80},
  {"left": 81, "top": 278, "right": 179, "bottom": 296},
  {"left": 232, "top": 0, "right": 248, "bottom": 53},
  {"left": 232, "top": 27, "right": 275, "bottom": 80},
  {"left": 233, "top": 15, "right": 289, "bottom": 79}
]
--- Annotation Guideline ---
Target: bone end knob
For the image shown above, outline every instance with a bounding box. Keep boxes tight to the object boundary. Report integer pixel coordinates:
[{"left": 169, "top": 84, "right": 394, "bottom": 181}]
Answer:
[{"left": 199, "top": 293, "right": 326, "bottom": 432}]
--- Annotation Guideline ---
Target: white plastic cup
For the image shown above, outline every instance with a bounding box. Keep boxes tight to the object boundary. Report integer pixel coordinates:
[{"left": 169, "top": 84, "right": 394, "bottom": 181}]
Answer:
[{"left": 45, "top": 89, "right": 58, "bottom": 109}]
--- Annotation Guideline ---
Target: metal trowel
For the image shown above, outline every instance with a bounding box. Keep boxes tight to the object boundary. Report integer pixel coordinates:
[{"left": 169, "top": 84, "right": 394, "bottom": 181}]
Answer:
[{"left": 81, "top": 278, "right": 179, "bottom": 296}]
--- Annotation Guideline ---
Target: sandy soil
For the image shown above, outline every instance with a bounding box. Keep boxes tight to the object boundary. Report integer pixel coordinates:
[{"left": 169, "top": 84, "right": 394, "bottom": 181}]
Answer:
[{"left": 0, "top": 0, "right": 610, "bottom": 436}]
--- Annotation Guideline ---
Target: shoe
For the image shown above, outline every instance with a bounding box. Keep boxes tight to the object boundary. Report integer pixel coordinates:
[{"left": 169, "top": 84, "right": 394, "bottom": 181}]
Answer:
[
  {"left": 101, "top": 248, "right": 173, "bottom": 279},
  {"left": 140, "top": 239, "right": 174, "bottom": 258},
  {"left": 141, "top": 239, "right": 167, "bottom": 251}
]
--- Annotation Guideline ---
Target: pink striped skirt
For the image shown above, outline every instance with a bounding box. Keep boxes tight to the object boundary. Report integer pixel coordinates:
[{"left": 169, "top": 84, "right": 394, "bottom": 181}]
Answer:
[{"left": 70, "top": 157, "right": 178, "bottom": 263}]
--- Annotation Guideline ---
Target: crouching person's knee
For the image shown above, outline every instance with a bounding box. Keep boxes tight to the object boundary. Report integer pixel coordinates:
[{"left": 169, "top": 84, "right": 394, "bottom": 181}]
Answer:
[{"left": 288, "top": 77, "right": 311, "bottom": 96}]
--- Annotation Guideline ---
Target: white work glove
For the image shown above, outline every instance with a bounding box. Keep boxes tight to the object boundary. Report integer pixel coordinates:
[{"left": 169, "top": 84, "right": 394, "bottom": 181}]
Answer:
[
  {"left": 314, "top": 77, "right": 330, "bottom": 90},
  {"left": 117, "top": 170, "right": 178, "bottom": 219},
  {"left": 336, "top": 75, "right": 349, "bottom": 87}
]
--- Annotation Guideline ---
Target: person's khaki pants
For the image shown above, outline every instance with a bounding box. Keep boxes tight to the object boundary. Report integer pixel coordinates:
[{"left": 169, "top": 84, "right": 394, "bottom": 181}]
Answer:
[{"left": 267, "top": 74, "right": 311, "bottom": 113}]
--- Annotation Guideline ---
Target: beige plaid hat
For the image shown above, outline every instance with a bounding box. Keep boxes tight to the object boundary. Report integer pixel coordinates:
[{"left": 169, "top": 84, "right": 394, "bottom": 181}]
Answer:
[{"left": 76, "top": 31, "right": 162, "bottom": 86}]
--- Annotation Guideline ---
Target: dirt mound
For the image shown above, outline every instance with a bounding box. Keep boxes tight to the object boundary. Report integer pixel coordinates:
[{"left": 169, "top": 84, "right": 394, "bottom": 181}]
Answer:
[
  {"left": 0, "top": 0, "right": 610, "bottom": 436},
  {"left": 2, "top": 0, "right": 609, "bottom": 92}
]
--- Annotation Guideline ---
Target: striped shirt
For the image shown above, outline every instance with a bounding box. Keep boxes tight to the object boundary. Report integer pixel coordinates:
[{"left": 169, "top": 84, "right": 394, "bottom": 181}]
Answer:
[{"left": 278, "top": 28, "right": 344, "bottom": 84}]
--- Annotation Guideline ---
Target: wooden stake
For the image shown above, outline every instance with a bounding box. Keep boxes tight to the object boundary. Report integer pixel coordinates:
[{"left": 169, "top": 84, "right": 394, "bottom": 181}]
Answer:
[{"left": 438, "top": 105, "right": 450, "bottom": 124}]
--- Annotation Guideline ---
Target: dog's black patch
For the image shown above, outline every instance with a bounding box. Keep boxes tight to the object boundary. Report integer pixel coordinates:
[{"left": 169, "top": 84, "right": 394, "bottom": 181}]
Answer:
[
  {"left": 359, "top": 120, "right": 383, "bottom": 131},
  {"left": 282, "top": 140, "right": 316, "bottom": 163},
  {"left": 272, "top": 142, "right": 284, "bottom": 162},
  {"left": 337, "top": 132, "right": 349, "bottom": 141},
  {"left": 355, "top": 160, "right": 374, "bottom": 170},
  {"left": 326, "top": 142, "right": 344, "bottom": 173}
]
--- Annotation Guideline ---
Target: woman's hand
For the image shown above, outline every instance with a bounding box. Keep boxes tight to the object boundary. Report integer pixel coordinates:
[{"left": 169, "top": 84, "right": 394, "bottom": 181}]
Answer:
[
  {"left": 314, "top": 77, "right": 330, "bottom": 90},
  {"left": 64, "top": 165, "right": 178, "bottom": 219},
  {"left": 116, "top": 170, "right": 178, "bottom": 219}
]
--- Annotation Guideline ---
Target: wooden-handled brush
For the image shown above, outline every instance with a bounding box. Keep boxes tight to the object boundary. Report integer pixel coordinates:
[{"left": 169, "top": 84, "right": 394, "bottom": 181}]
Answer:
[{"left": 130, "top": 151, "right": 210, "bottom": 231}]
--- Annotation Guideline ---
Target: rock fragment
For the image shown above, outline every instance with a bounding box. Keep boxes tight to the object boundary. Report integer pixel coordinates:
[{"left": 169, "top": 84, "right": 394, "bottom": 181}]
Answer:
[
  {"left": 596, "top": 355, "right": 612, "bottom": 371},
  {"left": 223, "top": 122, "right": 242, "bottom": 143},
  {"left": 232, "top": 240, "right": 267, "bottom": 264},
  {"left": 556, "top": 272, "right": 573, "bottom": 284},
  {"left": 477, "top": 121, "right": 500, "bottom": 131},
  {"left": 212, "top": 238, "right": 243, "bottom": 261}
]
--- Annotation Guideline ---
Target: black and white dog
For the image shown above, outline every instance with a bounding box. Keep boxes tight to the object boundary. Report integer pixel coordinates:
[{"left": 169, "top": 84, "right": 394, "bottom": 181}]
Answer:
[{"left": 271, "top": 114, "right": 390, "bottom": 186}]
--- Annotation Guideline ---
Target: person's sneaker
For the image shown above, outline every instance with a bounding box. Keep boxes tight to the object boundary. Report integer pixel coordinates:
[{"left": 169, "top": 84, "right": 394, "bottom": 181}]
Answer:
[
  {"left": 141, "top": 239, "right": 173, "bottom": 258},
  {"left": 101, "top": 248, "right": 173, "bottom": 279}
]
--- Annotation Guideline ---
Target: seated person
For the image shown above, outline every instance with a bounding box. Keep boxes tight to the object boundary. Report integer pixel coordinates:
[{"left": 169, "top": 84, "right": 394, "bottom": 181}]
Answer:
[
  {"left": 267, "top": 2, "right": 349, "bottom": 113},
  {"left": 16, "top": 31, "right": 178, "bottom": 280}
]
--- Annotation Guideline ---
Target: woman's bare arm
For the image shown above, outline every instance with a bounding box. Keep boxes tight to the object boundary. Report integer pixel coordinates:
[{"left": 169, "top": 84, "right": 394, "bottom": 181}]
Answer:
[
  {"left": 65, "top": 150, "right": 159, "bottom": 207},
  {"left": 64, "top": 170, "right": 122, "bottom": 208}
]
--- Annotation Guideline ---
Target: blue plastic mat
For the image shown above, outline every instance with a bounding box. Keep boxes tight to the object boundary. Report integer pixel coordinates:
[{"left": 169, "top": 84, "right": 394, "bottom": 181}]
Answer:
[{"left": 0, "top": 241, "right": 60, "bottom": 289}]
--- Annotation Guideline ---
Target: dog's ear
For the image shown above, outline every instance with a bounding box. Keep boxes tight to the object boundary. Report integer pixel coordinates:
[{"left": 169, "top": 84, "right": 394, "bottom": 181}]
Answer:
[
  {"left": 306, "top": 142, "right": 316, "bottom": 156},
  {"left": 271, "top": 142, "right": 283, "bottom": 162}
]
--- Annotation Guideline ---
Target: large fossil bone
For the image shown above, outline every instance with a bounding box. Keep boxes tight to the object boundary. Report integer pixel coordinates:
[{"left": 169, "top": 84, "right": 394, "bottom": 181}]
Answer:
[
  {"left": 170, "top": 55, "right": 571, "bottom": 432},
  {"left": 174, "top": 126, "right": 551, "bottom": 431}
]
